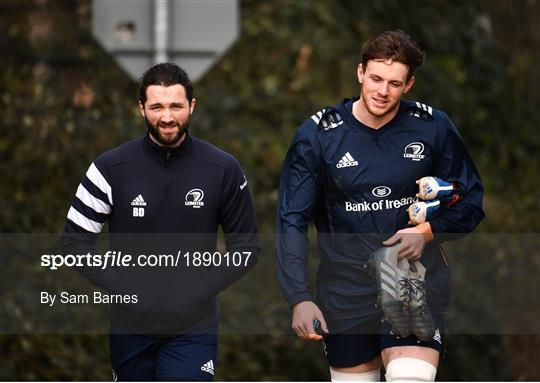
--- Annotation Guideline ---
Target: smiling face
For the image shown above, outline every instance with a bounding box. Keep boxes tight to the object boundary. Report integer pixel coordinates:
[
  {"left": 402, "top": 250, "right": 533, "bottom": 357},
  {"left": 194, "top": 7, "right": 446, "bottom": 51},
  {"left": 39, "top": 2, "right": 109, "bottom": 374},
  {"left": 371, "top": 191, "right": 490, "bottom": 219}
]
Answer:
[
  {"left": 356, "top": 59, "right": 415, "bottom": 127},
  {"left": 139, "top": 84, "right": 196, "bottom": 147}
]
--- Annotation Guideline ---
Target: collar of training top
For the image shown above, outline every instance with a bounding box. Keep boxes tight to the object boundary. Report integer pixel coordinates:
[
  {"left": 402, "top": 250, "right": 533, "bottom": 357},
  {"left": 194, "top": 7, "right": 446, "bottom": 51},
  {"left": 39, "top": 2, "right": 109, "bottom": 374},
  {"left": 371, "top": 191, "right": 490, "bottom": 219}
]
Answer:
[{"left": 144, "top": 132, "right": 192, "bottom": 164}]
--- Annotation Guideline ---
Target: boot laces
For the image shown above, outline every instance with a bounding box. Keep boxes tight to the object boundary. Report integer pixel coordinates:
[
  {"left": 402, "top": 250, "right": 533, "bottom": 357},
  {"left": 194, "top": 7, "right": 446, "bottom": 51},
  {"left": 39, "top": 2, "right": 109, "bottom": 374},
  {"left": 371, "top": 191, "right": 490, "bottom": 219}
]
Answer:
[
  {"left": 409, "top": 277, "right": 429, "bottom": 315},
  {"left": 397, "top": 277, "right": 410, "bottom": 301}
]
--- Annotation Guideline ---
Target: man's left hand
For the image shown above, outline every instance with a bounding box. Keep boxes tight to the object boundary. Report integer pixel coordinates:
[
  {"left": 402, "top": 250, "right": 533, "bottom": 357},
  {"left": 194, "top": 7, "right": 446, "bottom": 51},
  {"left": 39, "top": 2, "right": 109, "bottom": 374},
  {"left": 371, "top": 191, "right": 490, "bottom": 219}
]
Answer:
[{"left": 382, "top": 223, "right": 434, "bottom": 261}]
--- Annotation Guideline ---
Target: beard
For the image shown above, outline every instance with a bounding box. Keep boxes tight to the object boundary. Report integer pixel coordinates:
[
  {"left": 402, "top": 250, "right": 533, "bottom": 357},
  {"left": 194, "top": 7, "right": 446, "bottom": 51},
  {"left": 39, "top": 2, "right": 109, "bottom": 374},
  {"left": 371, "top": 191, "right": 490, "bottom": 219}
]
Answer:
[
  {"left": 145, "top": 115, "right": 190, "bottom": 147},
  {"left": 360, "top": 89, "right": 399, "bottom": 118}
]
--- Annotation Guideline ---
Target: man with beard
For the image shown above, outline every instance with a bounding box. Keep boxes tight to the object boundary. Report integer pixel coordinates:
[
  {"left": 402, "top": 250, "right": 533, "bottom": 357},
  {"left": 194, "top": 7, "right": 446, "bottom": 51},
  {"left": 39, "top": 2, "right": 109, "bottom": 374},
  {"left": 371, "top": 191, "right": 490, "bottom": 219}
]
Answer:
[
  {"left": 276, "top": 31, "right": 484, "bottom": 381},
  {"left": 61, "top": 63, "right": 260, "bottom": 380}
]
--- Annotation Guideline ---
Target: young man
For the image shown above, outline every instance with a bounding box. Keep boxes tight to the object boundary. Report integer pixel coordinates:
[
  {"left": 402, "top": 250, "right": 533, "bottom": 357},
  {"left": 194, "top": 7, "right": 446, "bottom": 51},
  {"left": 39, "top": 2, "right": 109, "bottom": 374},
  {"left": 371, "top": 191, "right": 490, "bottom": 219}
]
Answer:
[
  {"left": 61, "top": 63, "right": 260, "bottom": 381},
  {"left": 276, "top": 31, "right": 484, "bottom": 381}
]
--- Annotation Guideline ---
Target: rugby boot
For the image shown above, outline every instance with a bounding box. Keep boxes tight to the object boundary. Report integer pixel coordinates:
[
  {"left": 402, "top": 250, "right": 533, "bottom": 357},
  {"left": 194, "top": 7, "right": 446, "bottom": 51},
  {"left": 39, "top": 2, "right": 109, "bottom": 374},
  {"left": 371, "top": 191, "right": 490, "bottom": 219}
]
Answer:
[
  {"left": 408, "top": 260, "right": 436, "bottom": 341},
  {"left": 372, "top": 245, "right": 411, "bottom": 337}
]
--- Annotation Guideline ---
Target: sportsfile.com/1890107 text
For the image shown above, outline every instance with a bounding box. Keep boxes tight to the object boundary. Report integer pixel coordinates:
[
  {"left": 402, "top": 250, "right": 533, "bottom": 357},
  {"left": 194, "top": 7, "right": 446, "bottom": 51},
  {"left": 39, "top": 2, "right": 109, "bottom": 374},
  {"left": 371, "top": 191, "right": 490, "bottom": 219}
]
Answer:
[{"left": 40, "top": 251, "right": 252, "bottom": 270}]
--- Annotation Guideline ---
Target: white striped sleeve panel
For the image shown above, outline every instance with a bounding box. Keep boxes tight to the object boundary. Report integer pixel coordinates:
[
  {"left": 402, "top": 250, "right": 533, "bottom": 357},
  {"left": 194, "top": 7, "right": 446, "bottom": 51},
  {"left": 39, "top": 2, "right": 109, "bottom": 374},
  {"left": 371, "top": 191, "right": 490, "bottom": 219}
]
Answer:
[
  {"left": 75, "top": 183, "right": 112, "bottom": 214},
  {"left": 86, "top": 162, "right": 113, "bottom": 205},
  {"left": 67, "top": 162, "right": 113, "bottom": 233},
  {"left": 67, "top": 206, "right": 104, "bottom": 233}
]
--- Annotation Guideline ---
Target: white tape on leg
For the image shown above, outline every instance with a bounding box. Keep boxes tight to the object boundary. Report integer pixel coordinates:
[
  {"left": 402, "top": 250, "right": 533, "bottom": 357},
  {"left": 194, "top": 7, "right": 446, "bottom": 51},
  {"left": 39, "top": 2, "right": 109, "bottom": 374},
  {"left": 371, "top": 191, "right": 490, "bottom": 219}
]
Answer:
[{"left": 385, "top": 357, "right": 436, "bottom": 382}]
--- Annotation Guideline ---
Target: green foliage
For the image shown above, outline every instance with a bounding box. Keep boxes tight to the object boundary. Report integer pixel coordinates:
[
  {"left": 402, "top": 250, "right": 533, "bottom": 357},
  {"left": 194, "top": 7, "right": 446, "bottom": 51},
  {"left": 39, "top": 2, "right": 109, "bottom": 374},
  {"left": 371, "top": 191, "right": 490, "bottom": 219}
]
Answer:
[
  {"left": 0, "top": 0, "right": 140, "bottom": 233},
  {"left": 1, "top": 0, "right": 540, "bottom": 380}
]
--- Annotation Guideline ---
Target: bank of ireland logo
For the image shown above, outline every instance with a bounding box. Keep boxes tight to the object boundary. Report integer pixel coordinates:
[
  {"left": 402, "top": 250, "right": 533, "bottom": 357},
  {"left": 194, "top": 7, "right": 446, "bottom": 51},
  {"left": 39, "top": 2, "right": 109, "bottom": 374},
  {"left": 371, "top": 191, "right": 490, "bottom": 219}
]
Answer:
[
  {"left": 403, "top": 142, "right": 426, "bottom": 161},
  {"left": 372, "top": 186, "right": 391, "bottom": 198},
  {"left": 185, "top": 188, "right": 205, "bottom": 208}
]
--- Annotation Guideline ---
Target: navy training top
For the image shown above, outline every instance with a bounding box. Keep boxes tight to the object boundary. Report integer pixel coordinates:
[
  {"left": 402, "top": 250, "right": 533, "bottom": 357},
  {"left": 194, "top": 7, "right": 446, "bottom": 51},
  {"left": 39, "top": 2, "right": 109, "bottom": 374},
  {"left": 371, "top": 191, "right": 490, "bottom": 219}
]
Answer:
[
  {"left": 275, "top": 98, "right": 484, "bottom": 332},
  {"left": 61, "top": 133, "right": 260, "bottom": 335}
]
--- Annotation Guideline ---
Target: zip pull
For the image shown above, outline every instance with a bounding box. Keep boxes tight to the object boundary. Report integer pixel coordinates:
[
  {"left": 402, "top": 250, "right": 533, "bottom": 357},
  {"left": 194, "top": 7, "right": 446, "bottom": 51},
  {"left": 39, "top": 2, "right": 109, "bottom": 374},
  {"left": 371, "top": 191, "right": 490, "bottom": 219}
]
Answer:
[{"left": 165, "top": 151, "right": 171, "bottom": 167}]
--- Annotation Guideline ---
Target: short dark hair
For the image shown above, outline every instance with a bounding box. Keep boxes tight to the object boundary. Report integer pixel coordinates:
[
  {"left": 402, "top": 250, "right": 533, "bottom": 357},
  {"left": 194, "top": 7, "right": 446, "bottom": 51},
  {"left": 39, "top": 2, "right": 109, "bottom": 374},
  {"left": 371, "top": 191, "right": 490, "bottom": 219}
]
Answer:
[
  {"left": 362, "top": 30, "right": 425, "bottom": 81},
  {"left": 139, "top": 63, "right": 194, "bottom": 104}
]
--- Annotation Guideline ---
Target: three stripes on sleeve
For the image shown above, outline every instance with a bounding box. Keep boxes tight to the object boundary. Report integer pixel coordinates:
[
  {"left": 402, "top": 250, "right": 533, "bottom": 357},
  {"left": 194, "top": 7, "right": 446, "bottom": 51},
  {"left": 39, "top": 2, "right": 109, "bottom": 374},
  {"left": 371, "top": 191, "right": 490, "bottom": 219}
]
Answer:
[{"left": 67, "top": 163, "right": 112, "bottom": 233}]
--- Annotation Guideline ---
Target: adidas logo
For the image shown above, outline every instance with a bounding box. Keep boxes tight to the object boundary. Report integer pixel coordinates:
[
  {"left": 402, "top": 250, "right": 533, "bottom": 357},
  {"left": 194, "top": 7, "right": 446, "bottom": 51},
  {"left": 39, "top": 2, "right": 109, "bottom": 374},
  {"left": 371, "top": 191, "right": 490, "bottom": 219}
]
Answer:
[
  {"left": 200, "top": 360, "right": 214, "bottom": 375},
  {"left": 433, "top": 328, "right": 442, "bottom": 344},
  {"left": 131, "top": 194, "right": 147, "bottom": 206},
  {"left": 336, "top": 152, "right": 358, "bottom": 168}
]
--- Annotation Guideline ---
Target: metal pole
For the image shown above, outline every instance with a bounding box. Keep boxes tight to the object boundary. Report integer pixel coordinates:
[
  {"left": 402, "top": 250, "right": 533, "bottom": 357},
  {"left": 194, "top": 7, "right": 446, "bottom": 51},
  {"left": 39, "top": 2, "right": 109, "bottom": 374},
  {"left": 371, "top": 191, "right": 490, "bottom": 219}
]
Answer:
[{"left": 154, "top": 0, "right": 169, "bottom": 64}]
